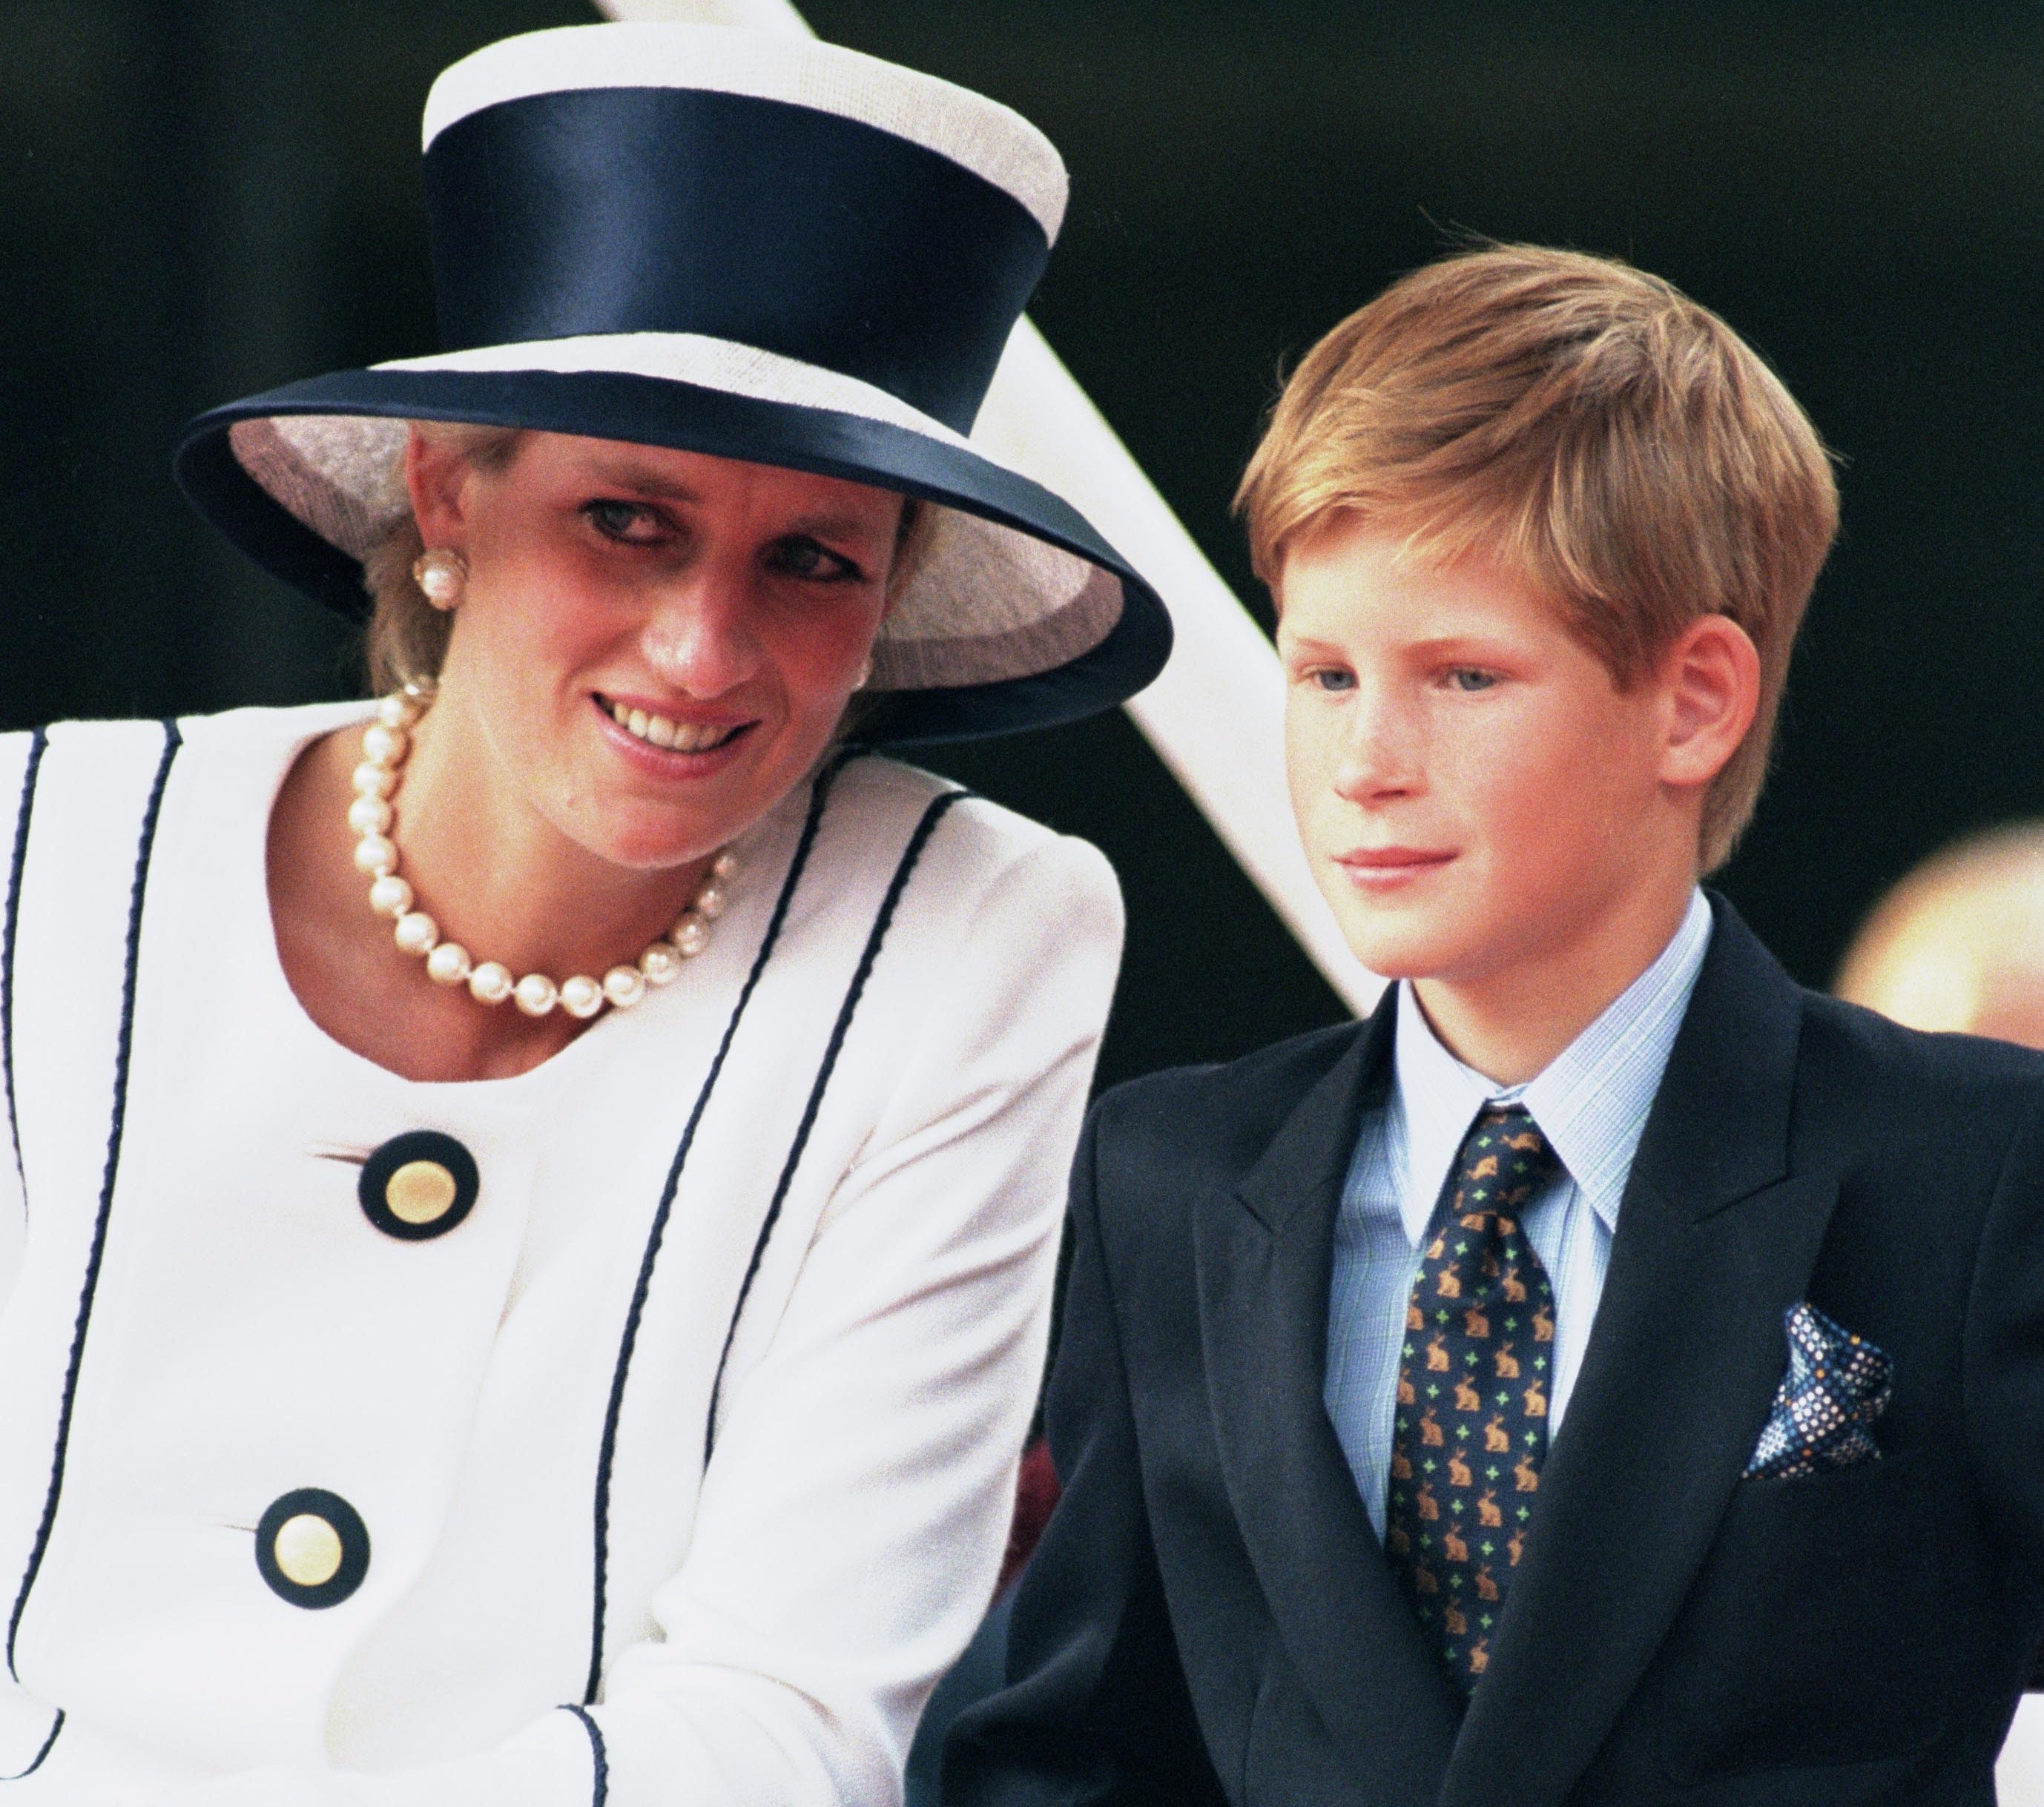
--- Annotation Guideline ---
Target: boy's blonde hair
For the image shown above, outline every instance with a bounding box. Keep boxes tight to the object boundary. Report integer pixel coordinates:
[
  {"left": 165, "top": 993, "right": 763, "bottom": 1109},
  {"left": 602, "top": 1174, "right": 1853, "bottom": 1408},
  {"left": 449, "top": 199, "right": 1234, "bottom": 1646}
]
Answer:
[{"left": 1235, "top": 243, "right": 1838, "bottom": 871}]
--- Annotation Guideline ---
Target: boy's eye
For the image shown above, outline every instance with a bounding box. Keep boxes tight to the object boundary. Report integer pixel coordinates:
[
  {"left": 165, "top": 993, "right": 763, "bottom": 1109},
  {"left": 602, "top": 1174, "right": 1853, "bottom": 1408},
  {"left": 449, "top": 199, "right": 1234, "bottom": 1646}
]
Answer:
[
  {"left": 765, "top": 535, "right": 866, "bottom": 584},
  {"left": 1446, "top": 667, "right": 1499, "bottom": 693},
  {"left": 583, "top": 499, "right": 667, "bottom": 543}
]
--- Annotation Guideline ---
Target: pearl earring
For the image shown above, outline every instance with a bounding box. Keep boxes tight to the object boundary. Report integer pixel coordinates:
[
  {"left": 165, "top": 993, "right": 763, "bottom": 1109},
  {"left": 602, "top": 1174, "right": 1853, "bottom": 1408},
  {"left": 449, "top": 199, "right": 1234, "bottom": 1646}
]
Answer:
[
  {"left": 412, "top": 549, "right": 468, "bottom": 610},
  {"left": 854, "top": 654, "right": 875, "bottom": 691}
]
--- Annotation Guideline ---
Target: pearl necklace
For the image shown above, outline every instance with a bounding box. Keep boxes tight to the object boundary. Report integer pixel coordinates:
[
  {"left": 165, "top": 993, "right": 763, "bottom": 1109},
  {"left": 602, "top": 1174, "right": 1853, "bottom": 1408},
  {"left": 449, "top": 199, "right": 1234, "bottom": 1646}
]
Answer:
[{"left": 349, "top": 684, "right": 736, "bottom": 1020}]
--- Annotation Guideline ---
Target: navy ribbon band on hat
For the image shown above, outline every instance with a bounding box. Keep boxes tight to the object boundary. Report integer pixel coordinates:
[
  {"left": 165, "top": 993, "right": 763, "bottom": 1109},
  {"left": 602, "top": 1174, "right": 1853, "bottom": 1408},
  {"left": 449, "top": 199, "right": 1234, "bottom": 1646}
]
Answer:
[{"left": 426, "top": 87, "right": 1049, "bottom": 436}]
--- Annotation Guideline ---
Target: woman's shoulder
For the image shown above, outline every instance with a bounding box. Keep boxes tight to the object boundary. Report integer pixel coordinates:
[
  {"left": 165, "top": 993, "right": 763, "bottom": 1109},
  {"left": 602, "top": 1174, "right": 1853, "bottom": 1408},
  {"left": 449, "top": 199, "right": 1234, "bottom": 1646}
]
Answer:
[
  {"left": 820, "top": 753, "right": 1121, "bottom": 927},
  {"left": 177, "top": 698, "right": 376, "bottom": 753},
  {"left": 793, "top": 756, "right": 1123, "bottom": 1076},
  {"left": 2, "top": 700, "right": 369, "bottom": 765},
  {"left": 0, "top": 703, "right": 368, "bottom": 847}
]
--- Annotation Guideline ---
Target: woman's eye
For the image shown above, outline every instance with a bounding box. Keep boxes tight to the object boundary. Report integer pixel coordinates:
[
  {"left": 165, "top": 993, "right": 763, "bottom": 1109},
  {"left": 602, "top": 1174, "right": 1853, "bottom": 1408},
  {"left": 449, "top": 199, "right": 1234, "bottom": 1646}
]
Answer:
[
  {"left": 765, "top": 535, "right": 865, "bottom": 584},
  {"left": 583, "top": 500, "right": 666, "bottom": 543},
  {"left": 1310, "top": 668, "right": 1356, "bottom": 693}
]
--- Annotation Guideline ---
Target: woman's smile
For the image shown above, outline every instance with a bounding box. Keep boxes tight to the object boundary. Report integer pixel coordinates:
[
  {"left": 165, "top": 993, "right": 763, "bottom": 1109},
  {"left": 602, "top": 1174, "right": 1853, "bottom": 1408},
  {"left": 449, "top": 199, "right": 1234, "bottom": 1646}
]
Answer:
[
  {"left": 595, "top": 693, "right": 751, "bottom": 756},
  {"left": 596, "top": 690, "right": 752, "bottom": 747}
]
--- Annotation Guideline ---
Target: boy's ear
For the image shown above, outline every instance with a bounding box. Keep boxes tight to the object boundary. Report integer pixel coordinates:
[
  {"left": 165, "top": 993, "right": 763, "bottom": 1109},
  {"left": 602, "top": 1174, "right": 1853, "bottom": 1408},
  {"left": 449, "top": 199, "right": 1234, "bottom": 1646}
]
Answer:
[
  {"left": 1658, "top": 613, "right": 1761, "bottom": 792},
  {"left": 403, "top": 427, "right": 472, "bottom": 549}
]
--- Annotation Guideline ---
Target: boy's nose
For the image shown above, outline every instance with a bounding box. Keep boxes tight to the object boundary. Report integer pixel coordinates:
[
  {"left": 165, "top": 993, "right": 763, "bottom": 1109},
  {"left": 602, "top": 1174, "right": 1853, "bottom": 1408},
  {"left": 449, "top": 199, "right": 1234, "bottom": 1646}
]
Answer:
[{"left": 1332, "top": 684, "right": 1422, "bottom": 799}]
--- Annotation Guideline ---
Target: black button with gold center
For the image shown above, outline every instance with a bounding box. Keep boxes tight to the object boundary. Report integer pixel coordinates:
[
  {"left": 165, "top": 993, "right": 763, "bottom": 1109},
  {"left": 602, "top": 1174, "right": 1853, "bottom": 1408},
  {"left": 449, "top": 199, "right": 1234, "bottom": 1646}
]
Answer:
[
  {"left": 358, "top": 1130, "right": 478, "bottom": 1241},
  {"left": 255, "top": 1487, "right": 370, "bottom": 1609}
]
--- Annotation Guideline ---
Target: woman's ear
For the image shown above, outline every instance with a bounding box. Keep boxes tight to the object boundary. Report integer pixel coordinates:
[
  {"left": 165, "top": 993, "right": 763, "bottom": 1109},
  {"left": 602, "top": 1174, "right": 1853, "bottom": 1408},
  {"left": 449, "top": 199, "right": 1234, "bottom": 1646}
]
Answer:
[
  {"left": 403, "top": 427, "right": 472, "bottom": 550},
  {"left": 1658, "top": 612, "right": 1761, "bottom": 792}
]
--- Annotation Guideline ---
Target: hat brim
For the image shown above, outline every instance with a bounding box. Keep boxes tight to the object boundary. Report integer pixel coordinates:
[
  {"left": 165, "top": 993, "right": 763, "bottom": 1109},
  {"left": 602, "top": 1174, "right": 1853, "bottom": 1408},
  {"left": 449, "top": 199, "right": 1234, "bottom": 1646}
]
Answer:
[{"left": 174, "top": 365, "right": 1171, "bottom": 743}]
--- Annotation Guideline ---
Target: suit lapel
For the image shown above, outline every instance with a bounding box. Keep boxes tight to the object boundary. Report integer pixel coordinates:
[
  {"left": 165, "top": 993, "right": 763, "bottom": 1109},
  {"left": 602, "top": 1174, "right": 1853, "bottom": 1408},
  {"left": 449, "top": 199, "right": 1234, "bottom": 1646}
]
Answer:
[
  {"left": 1442, "top": 901, "right": 1838, "bottom": 1807},
  {"left": 1196, "top": 997, "right": 1464, "bottom": 1804}
]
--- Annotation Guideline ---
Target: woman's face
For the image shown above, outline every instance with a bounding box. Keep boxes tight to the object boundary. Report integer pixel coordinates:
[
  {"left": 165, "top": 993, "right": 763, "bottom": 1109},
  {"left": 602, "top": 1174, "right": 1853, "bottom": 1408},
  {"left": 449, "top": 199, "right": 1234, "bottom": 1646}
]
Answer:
[{"left": 408, "top": 430, "right": 903, "bottom": 872}]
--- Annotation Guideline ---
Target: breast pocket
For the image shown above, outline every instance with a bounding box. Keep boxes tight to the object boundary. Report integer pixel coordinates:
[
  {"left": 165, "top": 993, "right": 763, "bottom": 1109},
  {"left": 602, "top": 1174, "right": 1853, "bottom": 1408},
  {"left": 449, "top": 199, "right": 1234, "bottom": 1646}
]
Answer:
[{"left": 1655, "top": 1447, "right": 1948, "bottom": 1782}]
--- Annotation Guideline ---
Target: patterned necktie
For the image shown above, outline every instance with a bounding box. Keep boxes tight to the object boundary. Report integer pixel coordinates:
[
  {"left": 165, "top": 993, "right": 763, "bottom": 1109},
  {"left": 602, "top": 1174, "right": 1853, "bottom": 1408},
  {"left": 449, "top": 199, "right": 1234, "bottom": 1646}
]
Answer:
[{"left": 1384, "top": 1103, "right": 1560, "bottom": 1693}]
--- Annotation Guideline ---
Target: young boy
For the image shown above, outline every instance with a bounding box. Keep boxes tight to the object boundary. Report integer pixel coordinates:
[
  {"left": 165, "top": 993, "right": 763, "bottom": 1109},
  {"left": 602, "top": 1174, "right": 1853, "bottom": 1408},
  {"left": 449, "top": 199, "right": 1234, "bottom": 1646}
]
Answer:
[{"left": 944, "top": 245, "right": 2044, "bottom": 1806}]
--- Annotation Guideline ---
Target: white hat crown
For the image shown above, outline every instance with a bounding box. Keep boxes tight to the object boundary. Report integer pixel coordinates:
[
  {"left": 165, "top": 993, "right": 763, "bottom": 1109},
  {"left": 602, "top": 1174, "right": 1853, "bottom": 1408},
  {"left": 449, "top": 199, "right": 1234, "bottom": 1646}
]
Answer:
[{"left": 422, "top": 24, "right": 1068, "bottom": 241}]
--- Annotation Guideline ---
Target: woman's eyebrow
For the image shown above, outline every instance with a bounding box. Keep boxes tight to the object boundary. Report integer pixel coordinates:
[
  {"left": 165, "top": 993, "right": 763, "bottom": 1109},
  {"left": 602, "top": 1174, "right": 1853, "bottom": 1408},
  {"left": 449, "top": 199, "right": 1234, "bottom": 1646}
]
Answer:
[
  {"left": 573, "top": 466, "right": 879, "bottom": 544},
  {"left": 579, "top": 460, "right": 702, "bottom": 501},
  {"left": 785, "top": 512, "right": 884, "bottom": 543}
]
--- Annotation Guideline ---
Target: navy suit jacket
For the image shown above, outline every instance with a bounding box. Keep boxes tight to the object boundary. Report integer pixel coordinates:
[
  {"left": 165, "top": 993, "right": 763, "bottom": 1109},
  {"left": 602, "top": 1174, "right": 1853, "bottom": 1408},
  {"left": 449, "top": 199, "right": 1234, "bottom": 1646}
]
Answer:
[{"left": 945, "top": 897, "right": 2044, "bottom": 1806}]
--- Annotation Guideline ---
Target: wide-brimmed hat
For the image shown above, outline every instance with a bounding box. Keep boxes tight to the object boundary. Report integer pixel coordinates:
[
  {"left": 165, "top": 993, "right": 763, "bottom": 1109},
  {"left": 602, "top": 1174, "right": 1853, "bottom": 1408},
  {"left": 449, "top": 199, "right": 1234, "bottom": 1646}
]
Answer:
[{"left": 173, "top": 23, "right": 1170, "bottom": 742}]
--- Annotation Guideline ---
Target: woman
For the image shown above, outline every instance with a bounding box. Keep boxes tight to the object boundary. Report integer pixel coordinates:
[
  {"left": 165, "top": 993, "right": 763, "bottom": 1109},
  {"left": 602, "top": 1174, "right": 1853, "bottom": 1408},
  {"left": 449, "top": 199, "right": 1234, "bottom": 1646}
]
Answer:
[{"left": 0, "top": 22, "right": 1167, "bottom": 1806}]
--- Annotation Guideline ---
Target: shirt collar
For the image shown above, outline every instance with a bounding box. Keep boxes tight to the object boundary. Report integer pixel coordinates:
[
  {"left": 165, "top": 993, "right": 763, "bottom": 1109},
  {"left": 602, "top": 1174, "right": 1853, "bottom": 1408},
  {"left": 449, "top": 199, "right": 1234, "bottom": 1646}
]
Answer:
[{"left": 1388, "top": 888, "right": 1714, "bottom": 1247}]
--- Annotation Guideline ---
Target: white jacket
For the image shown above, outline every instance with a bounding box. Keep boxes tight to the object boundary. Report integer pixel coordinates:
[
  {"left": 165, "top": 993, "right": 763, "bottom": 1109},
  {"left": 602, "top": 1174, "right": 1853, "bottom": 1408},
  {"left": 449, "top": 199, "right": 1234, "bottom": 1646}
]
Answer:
[{"left": 0, "top": 703, "right": 1120, "bottom": 1807}]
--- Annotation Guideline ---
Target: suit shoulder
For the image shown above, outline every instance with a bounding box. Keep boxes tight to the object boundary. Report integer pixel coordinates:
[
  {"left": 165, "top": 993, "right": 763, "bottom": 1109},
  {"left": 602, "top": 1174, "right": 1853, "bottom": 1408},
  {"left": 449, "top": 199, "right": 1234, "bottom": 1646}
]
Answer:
[
  {"left": 1793, "top": 994, "right": 2044, "bottom": 1183},
  {"left": 1800, "top": 991, "right": 2044, "bottom": 1100}
]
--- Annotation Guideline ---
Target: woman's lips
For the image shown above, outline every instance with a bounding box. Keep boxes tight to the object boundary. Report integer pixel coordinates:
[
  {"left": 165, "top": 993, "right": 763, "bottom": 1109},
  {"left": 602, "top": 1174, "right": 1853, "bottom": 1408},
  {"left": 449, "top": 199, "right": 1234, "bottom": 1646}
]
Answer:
[
  {"left": 592, "top": 693, "right": 756, "bottom": 771},
  {"left": 597, "top": 693, "right": 748, "bottom": 753}
]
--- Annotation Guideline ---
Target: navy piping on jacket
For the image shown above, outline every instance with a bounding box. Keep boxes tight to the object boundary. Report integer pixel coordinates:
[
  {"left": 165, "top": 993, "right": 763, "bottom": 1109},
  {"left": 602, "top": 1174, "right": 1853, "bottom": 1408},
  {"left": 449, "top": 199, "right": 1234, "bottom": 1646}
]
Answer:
[
  {"left": 702, "top": 785, "right": 967, "bottom": 1467},
  {"left": 0, "top": 1705, "right": 62, "bottom": 1782},
  {"left": 562, "top": 1705, "right": 608, "bottom": 1807},
  {"left": 2, "top": 728, "right": 47, "bottom": 1197},
  {"left": 6, "top": 721, "right": 180, "bottom": 1683},
  {"left": 582, "top": 748, "right": 866, "bottom": 1708}
]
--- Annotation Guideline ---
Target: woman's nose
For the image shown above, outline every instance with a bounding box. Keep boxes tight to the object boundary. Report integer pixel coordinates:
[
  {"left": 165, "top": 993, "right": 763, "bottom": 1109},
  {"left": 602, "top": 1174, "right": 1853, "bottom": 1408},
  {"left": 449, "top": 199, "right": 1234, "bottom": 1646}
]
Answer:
[{"left": 639, "top": 567, "right": 762, "bottom": 697}]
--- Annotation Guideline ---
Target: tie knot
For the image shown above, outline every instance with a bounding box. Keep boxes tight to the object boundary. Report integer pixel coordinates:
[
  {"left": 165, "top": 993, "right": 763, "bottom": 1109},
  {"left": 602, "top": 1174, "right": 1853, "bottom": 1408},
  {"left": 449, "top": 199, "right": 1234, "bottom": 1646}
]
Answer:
[{"left": 1456, "top": 1105, "right": 1556, "bottom": 1209}]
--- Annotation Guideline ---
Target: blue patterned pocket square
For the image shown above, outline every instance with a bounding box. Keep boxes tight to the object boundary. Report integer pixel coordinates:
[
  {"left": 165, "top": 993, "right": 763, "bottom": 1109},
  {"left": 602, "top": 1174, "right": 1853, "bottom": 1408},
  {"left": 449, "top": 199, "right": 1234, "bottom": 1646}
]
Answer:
[{"left": 1742, "top": 1302, "right": 1893, "bottom": 1481}]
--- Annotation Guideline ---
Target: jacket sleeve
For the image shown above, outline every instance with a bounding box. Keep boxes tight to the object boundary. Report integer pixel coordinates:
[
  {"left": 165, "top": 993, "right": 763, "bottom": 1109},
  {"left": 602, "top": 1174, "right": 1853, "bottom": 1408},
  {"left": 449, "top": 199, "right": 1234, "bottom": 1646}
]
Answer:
[
  {"left": 1961, "top": 1078, "right": 2044, "bottom": 1695},
  {"left": 940, "top": 1101, "right": 1230, "bottom": 1807},
  {"left": 149, "top": 830, "right": 1124, "bottom": 1807}
]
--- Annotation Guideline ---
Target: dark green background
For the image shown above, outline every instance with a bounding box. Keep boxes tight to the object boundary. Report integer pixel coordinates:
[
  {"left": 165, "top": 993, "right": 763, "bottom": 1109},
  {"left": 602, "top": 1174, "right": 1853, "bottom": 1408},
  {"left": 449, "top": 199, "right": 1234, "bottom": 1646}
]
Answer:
[{"left": 5, "top": 1, "right": 2041, "bottom": 1088}]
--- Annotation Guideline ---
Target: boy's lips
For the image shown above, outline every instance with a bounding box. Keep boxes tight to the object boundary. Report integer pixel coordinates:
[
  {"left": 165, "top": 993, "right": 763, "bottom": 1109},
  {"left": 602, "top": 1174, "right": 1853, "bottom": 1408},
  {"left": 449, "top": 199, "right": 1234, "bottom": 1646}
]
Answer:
[{"left": 1334, "top": 847, "right": 1457, "bottom": 882}]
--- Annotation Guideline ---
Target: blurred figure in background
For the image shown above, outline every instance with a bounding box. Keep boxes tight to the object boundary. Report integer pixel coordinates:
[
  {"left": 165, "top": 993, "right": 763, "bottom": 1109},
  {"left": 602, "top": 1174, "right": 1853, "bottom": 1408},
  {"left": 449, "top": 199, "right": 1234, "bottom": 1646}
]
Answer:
[{"left": 1835, "top": 822, "right": 2044, "bottom": 1045}]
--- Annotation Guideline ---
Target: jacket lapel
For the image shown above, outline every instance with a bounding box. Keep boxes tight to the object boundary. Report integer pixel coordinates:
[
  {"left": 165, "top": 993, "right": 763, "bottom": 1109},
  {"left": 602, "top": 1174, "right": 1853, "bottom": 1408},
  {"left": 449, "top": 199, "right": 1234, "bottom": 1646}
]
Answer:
[
  {"left": 1441, "top": 900, "right": 1839, "bottom": 1807},
  {"left": 1196, "top": 996, "right": 1464, "bottom": 1805}
]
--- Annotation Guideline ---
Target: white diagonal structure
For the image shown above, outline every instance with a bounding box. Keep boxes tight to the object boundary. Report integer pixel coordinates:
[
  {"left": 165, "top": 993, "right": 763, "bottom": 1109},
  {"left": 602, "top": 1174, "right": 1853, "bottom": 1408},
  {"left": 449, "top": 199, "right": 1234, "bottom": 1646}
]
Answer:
[{"left": 593, "top": 0, "right": 1383, "bottom": 1016}]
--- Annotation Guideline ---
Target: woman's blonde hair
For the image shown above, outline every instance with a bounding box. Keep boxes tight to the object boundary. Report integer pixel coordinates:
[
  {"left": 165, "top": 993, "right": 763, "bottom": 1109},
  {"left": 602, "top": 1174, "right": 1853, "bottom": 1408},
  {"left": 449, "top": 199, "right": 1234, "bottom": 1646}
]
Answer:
[
  {"left": 360, "top": 424, "right": 933, "bottom": 697},
  {"left": 1234, "top": 242, "right": 1839, "bottom": 872},
  {"left": 362, "top": 423, "right": 520, "bottom": 695}
]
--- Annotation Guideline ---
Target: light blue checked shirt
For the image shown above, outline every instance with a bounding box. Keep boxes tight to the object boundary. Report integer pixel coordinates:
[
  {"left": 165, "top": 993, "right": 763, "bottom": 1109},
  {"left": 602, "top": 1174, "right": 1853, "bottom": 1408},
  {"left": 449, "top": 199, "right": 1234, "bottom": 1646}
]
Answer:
[{"left": 1325, "top": 889, "right": 1714, "bottom": 1541}]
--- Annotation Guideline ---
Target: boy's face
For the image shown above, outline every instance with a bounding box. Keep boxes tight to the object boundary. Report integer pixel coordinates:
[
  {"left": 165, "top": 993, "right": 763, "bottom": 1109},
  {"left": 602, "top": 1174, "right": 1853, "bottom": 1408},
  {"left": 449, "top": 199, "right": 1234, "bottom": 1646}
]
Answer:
[{"left": 1277, "top": 517, "right": 1685, "bottom": 988}]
